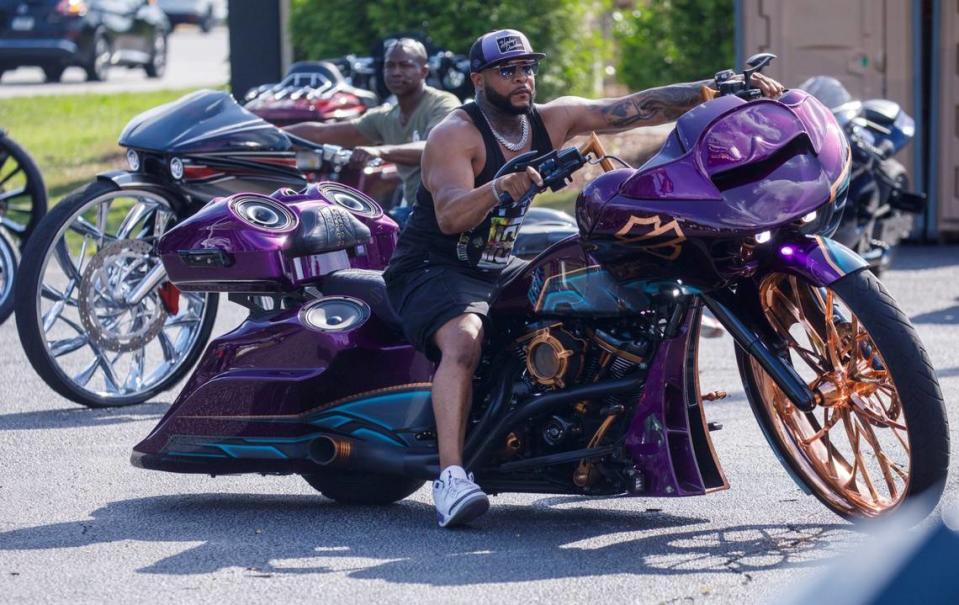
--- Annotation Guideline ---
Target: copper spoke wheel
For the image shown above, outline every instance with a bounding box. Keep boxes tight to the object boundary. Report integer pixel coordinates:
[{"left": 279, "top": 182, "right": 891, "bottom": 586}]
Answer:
[{"left": 737, "top": 270, "right": 948, "bottom": 521}]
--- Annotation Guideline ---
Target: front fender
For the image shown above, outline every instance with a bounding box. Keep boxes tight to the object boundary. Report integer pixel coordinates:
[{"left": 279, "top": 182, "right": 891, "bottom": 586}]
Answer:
[
  {"left": 95, "top": 170, "right": 191, "bottom": 214},
  {"left": 759, "top": 235, "right": 869, "bottom": 287}
]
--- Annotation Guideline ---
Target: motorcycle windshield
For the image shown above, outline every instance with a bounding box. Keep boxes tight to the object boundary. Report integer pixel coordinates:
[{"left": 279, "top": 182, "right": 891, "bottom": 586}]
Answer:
[
  {"left": 119, "top": 90, "right": 292, "bottom": 154},
  {"left": 798, "top": 75, "right": 852, "bottom": 109}
]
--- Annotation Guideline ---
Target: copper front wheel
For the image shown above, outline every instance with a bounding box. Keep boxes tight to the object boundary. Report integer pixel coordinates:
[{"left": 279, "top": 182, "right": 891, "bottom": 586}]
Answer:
[{"left": 737, "top": 269, "right": 948, "bottom": 521}]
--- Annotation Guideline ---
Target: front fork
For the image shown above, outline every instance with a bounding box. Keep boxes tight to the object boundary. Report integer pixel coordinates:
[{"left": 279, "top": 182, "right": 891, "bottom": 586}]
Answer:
[{"left": 706, "top": 234, "right": 870, "bottom": 412}]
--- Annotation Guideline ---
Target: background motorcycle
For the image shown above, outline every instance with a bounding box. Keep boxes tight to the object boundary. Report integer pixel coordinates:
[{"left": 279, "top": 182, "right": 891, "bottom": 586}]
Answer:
[
  {"left": 132, "top": 55, "right": 948, "bottom": 522},
  {"left": 13, "top": 89, "right": 388, "bottom": 408},
  {"left": 799, "top": 76, "right": 925, "bottom": 275},
  {"left": 243, "top": 61, "right": 380, "bottom": 127},
  {"left": 0, "top": 129, "right": 48, "bottom": 323}
]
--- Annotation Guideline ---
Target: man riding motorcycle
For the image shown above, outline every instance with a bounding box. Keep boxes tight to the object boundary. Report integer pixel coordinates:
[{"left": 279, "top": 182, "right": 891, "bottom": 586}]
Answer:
[
  {"left": 285, "top": 38, "right": 460, "bottom": 205},
  {"left": 383, "top": 29, "right": 785, "bottom": 527}
]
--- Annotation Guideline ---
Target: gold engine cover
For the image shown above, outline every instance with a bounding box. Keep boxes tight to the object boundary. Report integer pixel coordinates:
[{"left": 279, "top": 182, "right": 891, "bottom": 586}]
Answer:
[{"left": 519, "top": 325, "right": 585, "bottom": 389}]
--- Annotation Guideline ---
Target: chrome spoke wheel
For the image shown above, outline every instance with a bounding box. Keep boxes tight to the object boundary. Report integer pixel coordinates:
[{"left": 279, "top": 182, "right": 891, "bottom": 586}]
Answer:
[{"left": 31, "top": 189, "right": 212, "bottom": 404}]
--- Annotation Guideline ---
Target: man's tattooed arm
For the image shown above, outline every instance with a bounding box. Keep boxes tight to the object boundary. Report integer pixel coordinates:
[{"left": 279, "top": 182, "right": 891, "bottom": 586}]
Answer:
[
  {"left": 543, "top": 79, "right": 716, "bottom": 142},
  {"left": 600, "top": 79, "right": 714, "bottom": 129}
]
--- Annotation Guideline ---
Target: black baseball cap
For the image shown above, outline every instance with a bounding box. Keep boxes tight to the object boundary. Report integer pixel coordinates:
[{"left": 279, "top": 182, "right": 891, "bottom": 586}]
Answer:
[{"left": 469, "top": 29, "right": 546, "bottom": 73}]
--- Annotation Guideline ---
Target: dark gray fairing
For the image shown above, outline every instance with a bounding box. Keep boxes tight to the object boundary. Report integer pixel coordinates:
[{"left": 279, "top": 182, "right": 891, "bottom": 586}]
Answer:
[{"left": 119, "top": 90, "right": 292, "bottom": 154}]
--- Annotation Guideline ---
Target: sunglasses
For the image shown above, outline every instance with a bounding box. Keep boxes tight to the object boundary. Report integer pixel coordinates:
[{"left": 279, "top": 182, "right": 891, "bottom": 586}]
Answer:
[{"left": 494, "top": 62, "right": 538, "bottom": 80}]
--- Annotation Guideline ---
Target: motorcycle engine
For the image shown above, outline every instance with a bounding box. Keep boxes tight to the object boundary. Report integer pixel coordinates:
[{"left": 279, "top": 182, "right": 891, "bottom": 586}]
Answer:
[
  {"left": 518, "top": 323, "right": 586, "bottom": 389},
  {"left": 512, "top": 321, "right": 652, "bottom": 490}
]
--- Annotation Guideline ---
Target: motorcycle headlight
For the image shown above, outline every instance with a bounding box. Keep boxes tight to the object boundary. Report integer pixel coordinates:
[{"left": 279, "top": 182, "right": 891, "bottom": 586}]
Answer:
[
  {"left": 169, "top": 157, "right": 184, "bottom": 180},
  {"left": 753, "top": 230, "right": 772, "bottom": 244},
  {"left": 126, "top": 149, "right": 140, "bottom": 172},
  {"left": 230, "top": 195, "right": 298, "bottom": 232}
]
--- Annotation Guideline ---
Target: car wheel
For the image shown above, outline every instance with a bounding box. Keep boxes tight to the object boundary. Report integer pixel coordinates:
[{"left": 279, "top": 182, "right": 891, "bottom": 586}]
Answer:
[
  {"left": 144, "top": 33, "right": 167, "bottom": 79},
  {"left": 85, "top": 34, "right": 111, "bottom": 82},
  {"left": 43, "top": 66, "right": 65, "bottom": 83},
  {"left": 199, "top": 7, "right": 214, "bottom": 33}
]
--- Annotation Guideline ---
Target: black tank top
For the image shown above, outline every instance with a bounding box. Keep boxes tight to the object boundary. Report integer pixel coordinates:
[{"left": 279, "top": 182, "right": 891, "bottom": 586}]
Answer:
[{"left": 386, "top": 102, "right": 553, "bottom": 275}]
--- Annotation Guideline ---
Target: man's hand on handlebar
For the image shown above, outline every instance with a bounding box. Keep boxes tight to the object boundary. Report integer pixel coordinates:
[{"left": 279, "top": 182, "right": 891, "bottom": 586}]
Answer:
[
  {"left": 350, "top": 146, "right": 382, "bottom": 166},
  {"left": 493, "top": 166, "right": 544, "bottom": 204},
  {"left": 750, "top": 72, "right": 785, "bottom": 98}
]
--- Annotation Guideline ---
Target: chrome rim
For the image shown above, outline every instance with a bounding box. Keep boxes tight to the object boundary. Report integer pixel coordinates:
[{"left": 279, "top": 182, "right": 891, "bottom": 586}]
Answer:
[
  {"left": 0, "top": 233, "right": 14, "bottom": 306},
  {"left": 752, "top": 273, "right": 910, "bottom": 517},
  {"left": 34, "top": 190, "right": 211, "bottom": 401},
  {"left": 0, "top": 140, "right": 42, "bottom": 241}
]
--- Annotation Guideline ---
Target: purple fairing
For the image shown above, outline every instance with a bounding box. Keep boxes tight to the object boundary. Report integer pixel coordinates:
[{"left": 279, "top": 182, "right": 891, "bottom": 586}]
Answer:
[
  {"left": 577, "top": 90, "right": 851, "bottom": 243},
  {"left": 158, "top": 183, "right": 398, "bottom": 292},
  {"left": 625, "top": 306, "right": 727, "bottom": 496},
  {"left": 134, "top": 303, "right": 435, "bottom": 457}
]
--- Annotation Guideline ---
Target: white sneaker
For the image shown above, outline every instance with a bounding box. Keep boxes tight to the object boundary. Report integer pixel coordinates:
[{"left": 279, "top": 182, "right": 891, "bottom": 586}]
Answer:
[{"left": 432, "top": 466, "right": 489, "bottom": 528}]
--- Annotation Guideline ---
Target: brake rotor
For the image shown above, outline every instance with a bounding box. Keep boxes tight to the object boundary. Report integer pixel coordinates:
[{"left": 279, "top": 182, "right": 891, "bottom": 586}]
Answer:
[{"left": 78, "top": 239, "right": 167, "bottom": 353}]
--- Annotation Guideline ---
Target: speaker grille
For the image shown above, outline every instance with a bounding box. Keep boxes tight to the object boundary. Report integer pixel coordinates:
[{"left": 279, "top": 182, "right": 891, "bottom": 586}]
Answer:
[
  {"left": 299, "top": 296, "right": 370, "bottom": 332},
  {"left": 230, "top": 195, "right": 298, "bottom": 232},
  {"left": 318, "top": 183, "right": 382, "bottom": 218}
]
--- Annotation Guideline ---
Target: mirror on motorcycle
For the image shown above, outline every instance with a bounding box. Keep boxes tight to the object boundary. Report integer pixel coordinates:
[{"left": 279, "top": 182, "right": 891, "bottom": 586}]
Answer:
[
  {"left": 743, "top": 52, "right": 777, "bottom": 92},
  {"left": 745, "top": 52, "right": 777, "bottom": 71}
]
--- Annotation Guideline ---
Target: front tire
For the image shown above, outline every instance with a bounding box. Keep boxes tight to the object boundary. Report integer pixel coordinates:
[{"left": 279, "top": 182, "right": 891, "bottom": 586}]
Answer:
[
  {"left": 0, "top": 131, "right": 48, "bottom": 246},
  {"left": 144, "top": 33, "right": 167, "bottom": 79},
  {"left": 14, "top": 179, "right": 218, "bottom": 407},
  {"left": 0, "top": 230, "right": 17, "bottom": 324},
  {"left": 85, "top": 34, "right": 111, "bottom": 82},
  {"left": 43, "top": 66, "right": 65, "bottom": 83},
  {"left": 737, "top": 269, "right": 949, "bottom": 521},
  {"left": 303, "top": 471, "right": 424, "bottom": 505}
]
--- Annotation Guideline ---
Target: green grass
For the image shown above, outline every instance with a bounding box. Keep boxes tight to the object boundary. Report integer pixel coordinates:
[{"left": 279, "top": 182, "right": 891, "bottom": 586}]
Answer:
[{"left": 0, "top": 88, "right": 205, "bottom": 202}]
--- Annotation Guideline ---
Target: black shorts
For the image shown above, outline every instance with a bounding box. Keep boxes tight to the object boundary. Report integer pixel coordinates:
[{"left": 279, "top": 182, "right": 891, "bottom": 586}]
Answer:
[{"left": 384, "top": 258, "right": 528, "bottom": 361}]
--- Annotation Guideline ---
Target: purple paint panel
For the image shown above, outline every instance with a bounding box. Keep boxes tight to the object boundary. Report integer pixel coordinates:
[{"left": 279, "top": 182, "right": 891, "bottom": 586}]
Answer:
[{"left": 158, "top": 183, "right": 399, "bottom": 292}]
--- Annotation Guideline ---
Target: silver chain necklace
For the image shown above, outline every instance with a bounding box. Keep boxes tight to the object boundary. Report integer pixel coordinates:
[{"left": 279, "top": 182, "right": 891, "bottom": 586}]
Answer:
[{"left": 479, "top": 106, "right": 529, "bottom": 152}]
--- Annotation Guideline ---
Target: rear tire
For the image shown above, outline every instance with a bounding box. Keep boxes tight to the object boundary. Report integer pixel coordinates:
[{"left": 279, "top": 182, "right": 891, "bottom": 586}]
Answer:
[
  {"left": 738, "top": 269, "right": 949, "bottom": 522},
  {"left": 303, "top": 470, "right": 424, "bottom": 505}
]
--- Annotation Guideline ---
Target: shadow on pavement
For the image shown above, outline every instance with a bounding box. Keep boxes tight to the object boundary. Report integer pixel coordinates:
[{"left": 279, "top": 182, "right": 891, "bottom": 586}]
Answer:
[
  {"left": 911, "top": 304, "right": 959, "bottom": 325},
  {"left": 889, "top": 246, "right": 959, "bottom": 271},
  {"left": 0, "top": 401, "right": 169, "bottom": 431},
  {"left": 935, "top": 366, "right": 959, "bottom": 379},
  {"left": 0, "top": 493, "right": 854, "bottom": 583}
]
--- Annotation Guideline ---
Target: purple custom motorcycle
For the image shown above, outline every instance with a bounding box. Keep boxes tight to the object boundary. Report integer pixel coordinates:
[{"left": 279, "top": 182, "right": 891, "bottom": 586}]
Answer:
[{"left": 133, "top": 56, "right": 948, "bottom": 521}]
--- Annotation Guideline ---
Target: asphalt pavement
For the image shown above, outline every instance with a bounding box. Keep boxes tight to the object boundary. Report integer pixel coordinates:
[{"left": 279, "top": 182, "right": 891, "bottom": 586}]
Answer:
[
  {"left": 0, "top": 25, "right": 229, "bottom": 98},
  {"left": 0, "top": 245, "right": 957, "bottom": 604}
]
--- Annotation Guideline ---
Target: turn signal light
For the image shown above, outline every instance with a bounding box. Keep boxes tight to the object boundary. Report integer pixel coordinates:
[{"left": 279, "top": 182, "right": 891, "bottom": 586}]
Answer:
[{"left": 56, "top": 0, "right": 88, "bottom": 16}]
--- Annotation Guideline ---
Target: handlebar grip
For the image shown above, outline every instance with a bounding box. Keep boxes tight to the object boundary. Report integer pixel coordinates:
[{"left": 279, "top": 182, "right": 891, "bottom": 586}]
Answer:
[{"left": 497, "top": 181, "right": 540, "bottom": 206}]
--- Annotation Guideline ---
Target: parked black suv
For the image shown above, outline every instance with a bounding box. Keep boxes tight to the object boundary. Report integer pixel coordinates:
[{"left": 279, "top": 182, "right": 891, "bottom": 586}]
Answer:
[{"left": 0, "top": 0, "right": 169, "bottom": 82}]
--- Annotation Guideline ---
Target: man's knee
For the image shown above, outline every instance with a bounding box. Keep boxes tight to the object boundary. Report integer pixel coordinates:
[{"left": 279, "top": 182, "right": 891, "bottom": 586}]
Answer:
[{"left": 434, "top": 314, "right": 484, "bottom": 369}]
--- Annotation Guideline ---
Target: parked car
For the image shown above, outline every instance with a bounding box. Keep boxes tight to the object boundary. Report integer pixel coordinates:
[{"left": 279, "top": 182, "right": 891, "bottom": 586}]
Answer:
[
  {"left": 157, "top": 0, "right": 221, "bottom": 33},
  {"left": 0, "top": 0, "right": 169, "bottom": 82}
]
